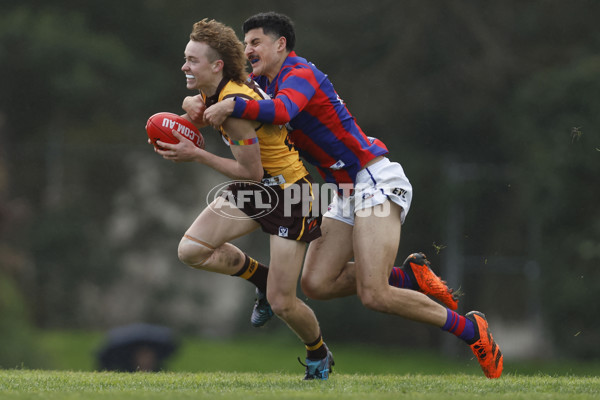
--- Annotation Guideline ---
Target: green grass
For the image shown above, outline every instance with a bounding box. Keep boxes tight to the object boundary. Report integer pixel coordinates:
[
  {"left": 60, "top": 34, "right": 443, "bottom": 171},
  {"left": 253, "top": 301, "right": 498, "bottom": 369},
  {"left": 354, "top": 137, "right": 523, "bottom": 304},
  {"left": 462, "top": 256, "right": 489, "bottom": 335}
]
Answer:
[
  {"left": 1, "top": 330, "right": 599, "bottom": 399},
  {"left": 33, "top": 330, "right": 600, "bottom": 377},
  {"left": 0, "top": 370, "right": 598, "bottom": 399}
]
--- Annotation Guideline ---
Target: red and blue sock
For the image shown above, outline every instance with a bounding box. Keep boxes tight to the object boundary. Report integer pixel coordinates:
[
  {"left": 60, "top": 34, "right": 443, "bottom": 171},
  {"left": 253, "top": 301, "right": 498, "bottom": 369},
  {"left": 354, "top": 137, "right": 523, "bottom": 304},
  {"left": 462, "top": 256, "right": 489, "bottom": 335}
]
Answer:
[
  {"left": 441, "top": 309, "right": 475, "bottom": 342},
  {"left": 388, "top": 267, "right": 414, "bottom": 289}
]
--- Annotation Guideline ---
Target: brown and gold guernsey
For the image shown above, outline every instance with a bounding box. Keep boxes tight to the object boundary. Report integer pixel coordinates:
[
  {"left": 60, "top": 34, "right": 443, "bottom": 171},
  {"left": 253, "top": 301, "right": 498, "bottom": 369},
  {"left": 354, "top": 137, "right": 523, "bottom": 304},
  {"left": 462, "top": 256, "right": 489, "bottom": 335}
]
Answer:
[{"left": 203, "top": 78, "right": 308, "bottom": 188}]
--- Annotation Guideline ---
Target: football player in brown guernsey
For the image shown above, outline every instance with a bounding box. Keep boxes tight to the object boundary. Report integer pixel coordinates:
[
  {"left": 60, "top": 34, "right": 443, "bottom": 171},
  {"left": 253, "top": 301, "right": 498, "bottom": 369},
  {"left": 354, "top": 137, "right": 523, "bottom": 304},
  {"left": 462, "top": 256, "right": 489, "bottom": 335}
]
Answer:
[{"left": 152, "top": 18, "right": 333, "bottom": 380}]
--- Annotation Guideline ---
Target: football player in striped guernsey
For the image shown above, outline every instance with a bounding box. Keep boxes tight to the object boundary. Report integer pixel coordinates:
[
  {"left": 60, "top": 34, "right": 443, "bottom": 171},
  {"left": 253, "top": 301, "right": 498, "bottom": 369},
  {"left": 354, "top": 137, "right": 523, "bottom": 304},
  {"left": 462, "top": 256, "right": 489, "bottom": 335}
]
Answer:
[{"left": 199, "top": 12, "right": 503, "bottom": 379}]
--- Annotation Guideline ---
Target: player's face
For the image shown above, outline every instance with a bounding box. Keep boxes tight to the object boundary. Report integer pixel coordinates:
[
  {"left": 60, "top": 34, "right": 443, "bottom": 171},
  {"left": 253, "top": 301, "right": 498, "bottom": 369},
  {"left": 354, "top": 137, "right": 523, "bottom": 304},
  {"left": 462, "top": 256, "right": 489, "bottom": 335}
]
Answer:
[
  {"left": 182, "top": 40, "right": 217, "bottom": 91},
  {"left": 244, "top": 28, "right": 285, "bottom": 81}
]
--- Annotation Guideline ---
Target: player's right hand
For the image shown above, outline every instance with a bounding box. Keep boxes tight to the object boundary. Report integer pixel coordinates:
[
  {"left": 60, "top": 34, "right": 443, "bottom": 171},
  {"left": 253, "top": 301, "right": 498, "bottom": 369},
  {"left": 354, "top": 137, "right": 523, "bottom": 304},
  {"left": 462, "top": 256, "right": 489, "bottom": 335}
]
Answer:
[{"left": 182, "top": 95, "right": 206, "bottom": 123}]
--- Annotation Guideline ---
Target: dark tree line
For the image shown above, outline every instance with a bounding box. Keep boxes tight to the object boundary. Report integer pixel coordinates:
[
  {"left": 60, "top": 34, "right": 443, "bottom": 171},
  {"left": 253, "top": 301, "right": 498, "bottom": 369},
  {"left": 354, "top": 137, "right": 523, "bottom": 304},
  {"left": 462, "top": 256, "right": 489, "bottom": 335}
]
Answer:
[{"left": 1, "top": 0, "right": 598, "bottom": 362}]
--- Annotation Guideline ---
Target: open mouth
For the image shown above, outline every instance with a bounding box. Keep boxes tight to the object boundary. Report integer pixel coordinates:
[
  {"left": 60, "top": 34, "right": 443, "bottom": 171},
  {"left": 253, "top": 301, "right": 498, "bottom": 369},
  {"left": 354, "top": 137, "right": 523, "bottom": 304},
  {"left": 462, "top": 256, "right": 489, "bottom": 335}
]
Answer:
[
  {"left": 185, "top": 74, "right": 195, "bottom": 79},
  {"left": 249, "top": 56, "right": 260, "bottom": 65}
]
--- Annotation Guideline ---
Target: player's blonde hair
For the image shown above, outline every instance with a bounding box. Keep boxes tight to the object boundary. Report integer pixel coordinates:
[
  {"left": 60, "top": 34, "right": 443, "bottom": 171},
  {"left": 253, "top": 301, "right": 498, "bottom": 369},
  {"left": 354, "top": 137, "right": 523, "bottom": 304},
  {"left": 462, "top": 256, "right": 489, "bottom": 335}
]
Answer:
[{"left": 190, "top": 18, "right": 247, "bottom": 83}]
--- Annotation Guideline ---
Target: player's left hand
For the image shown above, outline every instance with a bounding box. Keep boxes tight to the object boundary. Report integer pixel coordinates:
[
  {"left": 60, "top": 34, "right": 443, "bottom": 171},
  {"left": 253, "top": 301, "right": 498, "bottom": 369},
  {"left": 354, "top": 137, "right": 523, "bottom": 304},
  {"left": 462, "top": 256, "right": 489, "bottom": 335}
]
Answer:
[{"left": 156, "top": 130, "right": 205, "bottom": 163}]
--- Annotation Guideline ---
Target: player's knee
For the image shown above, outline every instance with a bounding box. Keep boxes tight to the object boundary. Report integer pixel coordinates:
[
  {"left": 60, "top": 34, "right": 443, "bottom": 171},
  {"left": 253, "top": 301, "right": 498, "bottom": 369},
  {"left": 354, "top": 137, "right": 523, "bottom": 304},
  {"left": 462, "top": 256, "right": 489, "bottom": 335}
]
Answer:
[
  {"left": 178, "top": 236, "right": 213, "bottom": 268},
  {"left": 267, "top": 291, "right": 295, "bottom": 318},
  {"left": 357, "top": 285, "right": 386, "bottom": 312},
  {"left": 300, "top": 274, "right": 328, "bottom": 300}
]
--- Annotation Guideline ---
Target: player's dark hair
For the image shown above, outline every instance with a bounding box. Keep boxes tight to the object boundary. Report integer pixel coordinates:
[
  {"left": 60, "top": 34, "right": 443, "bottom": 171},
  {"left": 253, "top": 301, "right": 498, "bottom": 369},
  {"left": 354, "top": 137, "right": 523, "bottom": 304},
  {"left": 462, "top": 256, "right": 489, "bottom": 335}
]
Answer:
[{"left": 243, "top": 12, "right": 296, "bottom": 51}]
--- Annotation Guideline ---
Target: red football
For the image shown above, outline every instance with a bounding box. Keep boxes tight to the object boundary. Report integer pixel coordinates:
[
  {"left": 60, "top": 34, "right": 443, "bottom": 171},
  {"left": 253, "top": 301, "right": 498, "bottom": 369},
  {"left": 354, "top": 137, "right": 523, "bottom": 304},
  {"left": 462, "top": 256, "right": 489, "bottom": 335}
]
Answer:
[{"left": 146, "top": 112, "right": 205, "bottom": 149}]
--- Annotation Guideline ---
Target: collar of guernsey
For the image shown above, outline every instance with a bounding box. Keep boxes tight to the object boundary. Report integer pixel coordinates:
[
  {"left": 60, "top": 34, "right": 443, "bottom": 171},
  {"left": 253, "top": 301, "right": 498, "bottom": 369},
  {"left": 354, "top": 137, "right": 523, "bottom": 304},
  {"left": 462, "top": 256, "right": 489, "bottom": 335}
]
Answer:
[{"left": 202, "top": 79, "right": 256, "bottom": 145}]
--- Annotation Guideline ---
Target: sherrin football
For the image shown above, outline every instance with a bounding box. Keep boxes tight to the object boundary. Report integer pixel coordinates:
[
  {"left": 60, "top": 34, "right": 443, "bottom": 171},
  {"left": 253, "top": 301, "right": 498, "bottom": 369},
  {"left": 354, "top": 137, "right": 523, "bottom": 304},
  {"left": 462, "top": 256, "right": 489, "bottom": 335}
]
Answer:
[{"left": 146, "top": 112, "right": 205, "bottom": 149}]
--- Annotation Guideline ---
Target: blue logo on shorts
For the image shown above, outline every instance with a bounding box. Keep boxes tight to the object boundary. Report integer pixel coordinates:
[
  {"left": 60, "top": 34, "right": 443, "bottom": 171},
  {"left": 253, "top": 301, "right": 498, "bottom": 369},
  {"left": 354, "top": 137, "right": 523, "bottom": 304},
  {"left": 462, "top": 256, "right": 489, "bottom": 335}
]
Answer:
[
  {"left": 278, "top": 226, "right": 289, "bottom": 237},
  {"left": 362, "top": 192, "right": 375, "bottom": 200}
]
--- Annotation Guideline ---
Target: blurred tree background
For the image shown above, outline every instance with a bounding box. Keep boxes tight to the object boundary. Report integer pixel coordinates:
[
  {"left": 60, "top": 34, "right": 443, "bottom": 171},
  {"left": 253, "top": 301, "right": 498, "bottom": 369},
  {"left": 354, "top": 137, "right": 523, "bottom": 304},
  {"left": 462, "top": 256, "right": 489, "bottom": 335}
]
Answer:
[{"left": 1, "top": 0, "right": 598, "bottom": 367}]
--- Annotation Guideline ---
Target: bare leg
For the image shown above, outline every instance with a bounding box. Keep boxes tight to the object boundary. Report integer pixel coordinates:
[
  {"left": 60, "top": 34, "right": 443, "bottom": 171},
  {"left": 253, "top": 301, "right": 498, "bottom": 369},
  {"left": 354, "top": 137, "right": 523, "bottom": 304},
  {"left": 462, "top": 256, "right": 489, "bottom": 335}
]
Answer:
[
  {"left": 178, "top": 199, "right": 259, "bottom": 274},
  {"left": 303, "top": 220, "right": 459, "bottom": 313},
  {"left": 301, "top": 217, "right": 356, "bottom": 299},
  {"left": 268, "top": 235, "right": 321, "bottom": 343},
  {"left": 353, "top": 202, "right": 447, "bottom": 326}
]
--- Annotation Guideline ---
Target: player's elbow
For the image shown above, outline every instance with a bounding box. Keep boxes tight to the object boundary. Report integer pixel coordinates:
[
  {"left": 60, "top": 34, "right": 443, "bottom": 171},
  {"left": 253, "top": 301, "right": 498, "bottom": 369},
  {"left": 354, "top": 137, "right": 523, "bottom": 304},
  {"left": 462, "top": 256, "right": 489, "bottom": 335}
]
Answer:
[
  {"left": 252, "top": 169, "right": 264, "bottom": 182},
  {"left": 234, "top": 156, "right": 263, "bottom": 181},
  {"left": 243, "top": 165, "right": 263, "bottom": 182},
  {"left": 235, "top": 170, "right": 262, "bottom": 182}
]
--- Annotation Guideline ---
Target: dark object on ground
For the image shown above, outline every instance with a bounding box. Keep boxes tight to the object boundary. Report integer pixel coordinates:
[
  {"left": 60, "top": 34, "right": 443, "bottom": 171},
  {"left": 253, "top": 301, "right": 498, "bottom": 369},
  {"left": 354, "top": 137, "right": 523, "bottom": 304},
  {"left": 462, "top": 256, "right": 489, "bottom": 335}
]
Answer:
[{"left": 97, "top": 323, "right": 178, "bottom": 372}]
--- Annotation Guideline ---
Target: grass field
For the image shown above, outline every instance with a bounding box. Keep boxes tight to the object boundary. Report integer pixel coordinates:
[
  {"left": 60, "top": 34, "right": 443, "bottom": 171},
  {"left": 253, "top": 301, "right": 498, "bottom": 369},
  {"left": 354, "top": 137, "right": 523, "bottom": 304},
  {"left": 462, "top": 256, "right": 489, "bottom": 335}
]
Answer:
[
  {"left": 1, "top": 331, "right": 599, "bottom": 399},
  {"left": 1, "top": 370, "right": 599, "bottom": 399},
  {"left": 32, "top": 330, "right": 600, "bottom": 377}
]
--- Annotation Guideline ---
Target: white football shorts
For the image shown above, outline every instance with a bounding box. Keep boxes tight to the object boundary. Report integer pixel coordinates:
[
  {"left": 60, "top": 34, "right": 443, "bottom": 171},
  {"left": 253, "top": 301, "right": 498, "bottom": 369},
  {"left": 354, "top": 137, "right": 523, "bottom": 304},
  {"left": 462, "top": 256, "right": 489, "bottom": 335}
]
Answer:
[{"left": 323, "top": 157, "right": 413, "bottom": 226}]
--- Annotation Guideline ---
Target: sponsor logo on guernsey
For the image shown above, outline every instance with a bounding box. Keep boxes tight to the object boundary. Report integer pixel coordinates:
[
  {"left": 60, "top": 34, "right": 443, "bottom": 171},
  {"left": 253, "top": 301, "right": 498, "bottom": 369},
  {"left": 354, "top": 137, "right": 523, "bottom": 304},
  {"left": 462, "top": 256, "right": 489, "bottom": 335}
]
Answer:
[
  {"left": 262, "top": 175, "right": 286, "bottom": 186},
  {"left": 329, "top": 160, "right": 346, "bottom": 170}
]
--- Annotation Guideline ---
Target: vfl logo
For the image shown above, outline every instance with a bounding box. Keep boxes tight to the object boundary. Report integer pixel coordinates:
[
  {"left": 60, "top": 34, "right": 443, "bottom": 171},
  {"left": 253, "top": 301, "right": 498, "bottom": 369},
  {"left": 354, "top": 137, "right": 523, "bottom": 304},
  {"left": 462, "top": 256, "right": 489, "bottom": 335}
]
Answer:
[
  {"left": 161, "top": 117, "right": 202, "bottom": 147},
  {"left": 278, "top": 226, "right": 289, "bottom": 237}
]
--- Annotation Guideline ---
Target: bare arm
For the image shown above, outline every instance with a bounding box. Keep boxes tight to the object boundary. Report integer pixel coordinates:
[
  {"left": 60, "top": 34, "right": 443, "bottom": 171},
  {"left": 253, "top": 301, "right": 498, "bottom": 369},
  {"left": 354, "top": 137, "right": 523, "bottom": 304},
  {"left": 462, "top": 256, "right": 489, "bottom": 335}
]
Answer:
[
  {"left": 156, "top": 118, "right": 262, "bottom": 182},
  {"left": 205, "top": 68, "right": 318, "bottom": 127},
  {"left": 203, "top": 97, "right": 235, "bottom": 128}
]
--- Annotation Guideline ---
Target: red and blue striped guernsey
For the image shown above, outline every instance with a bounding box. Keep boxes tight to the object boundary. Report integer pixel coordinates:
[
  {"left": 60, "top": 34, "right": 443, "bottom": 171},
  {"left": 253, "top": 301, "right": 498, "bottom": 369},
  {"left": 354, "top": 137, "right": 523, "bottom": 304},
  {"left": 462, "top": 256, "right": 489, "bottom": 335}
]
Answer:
[{"left": 231, "top": 51, "right": 389, "bottom": 187}]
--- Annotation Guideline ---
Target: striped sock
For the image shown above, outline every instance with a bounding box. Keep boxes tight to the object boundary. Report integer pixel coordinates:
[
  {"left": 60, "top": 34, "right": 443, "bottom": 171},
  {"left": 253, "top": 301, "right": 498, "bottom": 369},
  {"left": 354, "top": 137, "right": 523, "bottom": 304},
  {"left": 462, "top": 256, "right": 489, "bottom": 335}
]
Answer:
[
  {"left": 232, "top": 254, "right": 268, "bottom": 293},
  {"left": 441, "top": 309, "right": 475, "bottom": 342},
  {"left": 388, "top": 267, "right": 414, "bottom": 289},
  {"left": 305, "top": 334, "right": 327, "bottom": 360}
]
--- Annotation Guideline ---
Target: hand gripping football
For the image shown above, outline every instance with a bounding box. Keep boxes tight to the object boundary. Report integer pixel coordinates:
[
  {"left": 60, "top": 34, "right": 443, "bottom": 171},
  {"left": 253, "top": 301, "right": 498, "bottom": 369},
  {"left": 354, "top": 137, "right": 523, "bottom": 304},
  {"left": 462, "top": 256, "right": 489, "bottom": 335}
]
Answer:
[{"left": 146, "top": 112, "right": 205, "bottom": 149}]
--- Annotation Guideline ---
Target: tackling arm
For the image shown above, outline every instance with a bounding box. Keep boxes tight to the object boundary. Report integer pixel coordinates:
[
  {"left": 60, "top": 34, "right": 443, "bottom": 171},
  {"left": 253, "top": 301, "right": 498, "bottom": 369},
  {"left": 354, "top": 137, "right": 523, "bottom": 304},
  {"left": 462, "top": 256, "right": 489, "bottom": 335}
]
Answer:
[{"left": 204, "top": 68, "right": 318, "bottom": 126}]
